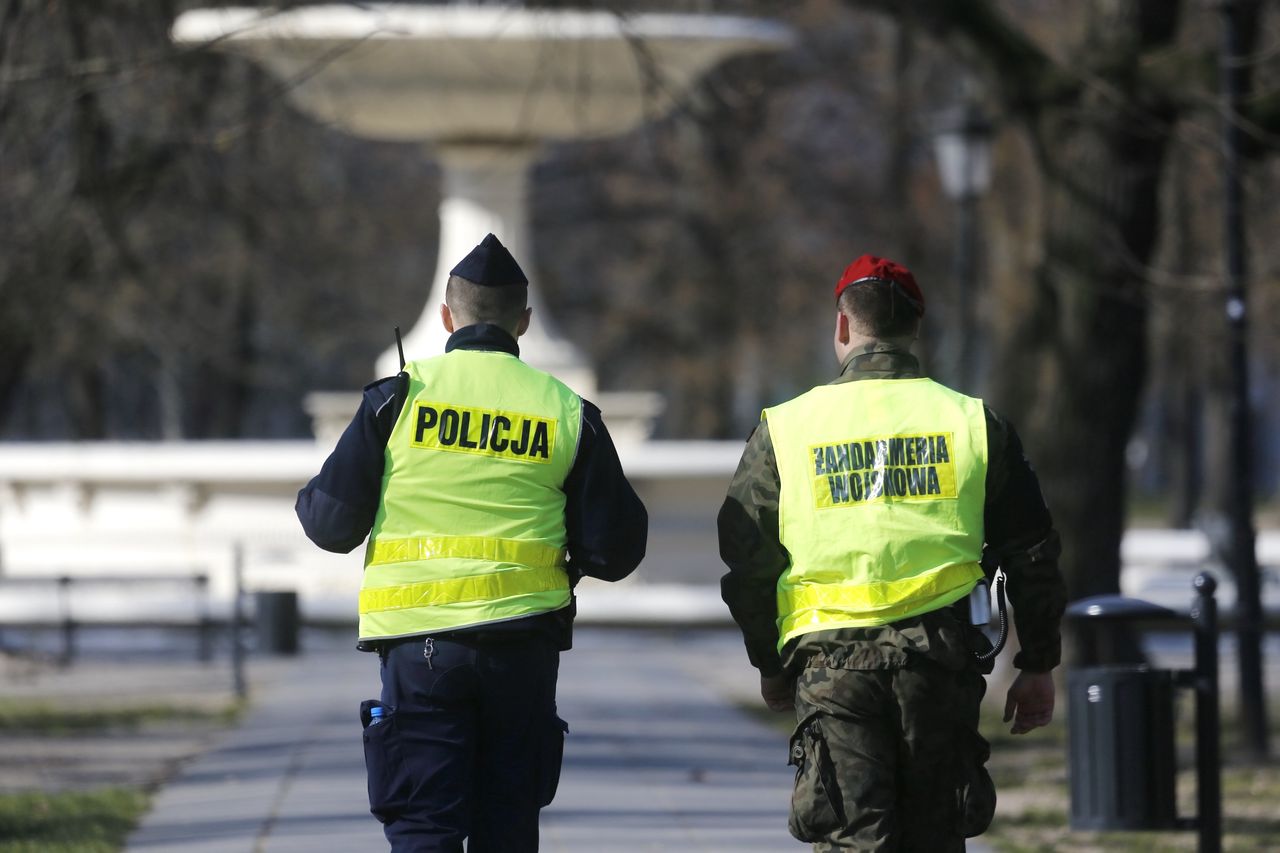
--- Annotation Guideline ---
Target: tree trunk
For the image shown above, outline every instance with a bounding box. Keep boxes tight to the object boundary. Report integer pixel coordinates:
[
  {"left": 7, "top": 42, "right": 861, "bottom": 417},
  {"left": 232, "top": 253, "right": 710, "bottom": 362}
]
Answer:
[{"left": 1012, "top": 5, "right": 1181, "bottom": 661}]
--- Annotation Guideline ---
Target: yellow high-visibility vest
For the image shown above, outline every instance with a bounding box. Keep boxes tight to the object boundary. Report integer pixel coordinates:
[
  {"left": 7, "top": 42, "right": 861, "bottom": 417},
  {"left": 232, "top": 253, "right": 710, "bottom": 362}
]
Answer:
[
  {"left": 358, "top": 348, "right": 581, "bottom": 641},
  {"left": 765, "top": 377, "right": 988, "bottom": 650}
]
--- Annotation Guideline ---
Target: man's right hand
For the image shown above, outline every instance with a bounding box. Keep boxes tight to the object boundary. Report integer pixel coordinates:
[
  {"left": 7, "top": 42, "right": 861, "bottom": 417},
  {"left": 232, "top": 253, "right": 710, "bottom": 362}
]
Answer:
[
  {"left": 760, "top": 673, "right": 793, "bottom": 713},
  {"left": 1004, "top": 670, "right": 1055, "bottom": 734}
]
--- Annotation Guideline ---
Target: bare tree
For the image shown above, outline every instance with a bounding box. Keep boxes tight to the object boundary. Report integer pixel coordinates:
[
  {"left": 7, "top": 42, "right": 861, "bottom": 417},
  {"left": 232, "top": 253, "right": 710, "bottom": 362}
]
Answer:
[{"left": 0, "top": 1, "right": 436, "bottom": 439}]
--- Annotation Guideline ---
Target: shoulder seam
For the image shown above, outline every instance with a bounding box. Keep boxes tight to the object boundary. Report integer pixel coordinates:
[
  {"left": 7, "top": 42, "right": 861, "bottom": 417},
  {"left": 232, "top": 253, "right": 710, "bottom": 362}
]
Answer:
[{"left": 571, "top": 396, "right": 588, "bottom": 473}]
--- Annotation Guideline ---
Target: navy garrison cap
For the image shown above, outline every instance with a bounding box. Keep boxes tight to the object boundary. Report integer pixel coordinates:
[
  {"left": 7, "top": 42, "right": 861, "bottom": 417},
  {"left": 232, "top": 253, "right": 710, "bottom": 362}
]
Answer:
[{"left": 449, "top": 233, "right": 528, "bottom": 287}]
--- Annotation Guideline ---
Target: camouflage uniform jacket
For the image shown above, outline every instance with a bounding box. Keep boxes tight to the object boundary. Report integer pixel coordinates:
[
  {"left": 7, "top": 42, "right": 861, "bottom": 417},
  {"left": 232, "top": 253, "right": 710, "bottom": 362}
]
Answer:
[{"left": 718, "top": 343, "right": 1066, "bottom": 678}]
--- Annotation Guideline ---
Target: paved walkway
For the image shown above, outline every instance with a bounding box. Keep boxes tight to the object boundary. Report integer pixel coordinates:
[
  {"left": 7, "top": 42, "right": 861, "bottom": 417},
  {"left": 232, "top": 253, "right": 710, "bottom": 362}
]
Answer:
[
  {"left": 124, "top": 636, "right": 374, "bottom": 853},
  {"left": 126, "top": 629, "right": 994, "bottom": 852}
]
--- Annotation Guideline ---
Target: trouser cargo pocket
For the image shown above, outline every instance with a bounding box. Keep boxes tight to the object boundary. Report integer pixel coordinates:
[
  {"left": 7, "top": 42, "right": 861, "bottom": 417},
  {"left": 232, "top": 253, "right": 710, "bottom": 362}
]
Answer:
[
  {"left": 537, "top": 715, "right": 569, "bottom": 808},
  {"left": 958, "top": 727, "right": 996, "bottom": 837},
  {"left": 361, "top": 699, "right": 409, "bottom": 824},
  {"left": 787, "top": 713, "right": 845, "bottom": 842}
]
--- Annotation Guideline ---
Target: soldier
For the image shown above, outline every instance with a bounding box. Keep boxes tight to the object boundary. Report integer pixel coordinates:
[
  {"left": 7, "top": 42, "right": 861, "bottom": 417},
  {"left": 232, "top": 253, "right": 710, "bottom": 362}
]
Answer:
[
  {"left": 719, "top": 254, "right": 1067, "bottom": 851},
  {"left": 297, "top": 233, "right": 648, "bottom": 852}
]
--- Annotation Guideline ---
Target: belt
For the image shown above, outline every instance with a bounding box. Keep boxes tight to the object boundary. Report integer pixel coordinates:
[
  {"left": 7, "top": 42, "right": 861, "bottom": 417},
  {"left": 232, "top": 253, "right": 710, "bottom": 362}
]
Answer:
[{"left": 379, "top": 625, "right": 553, "bottom": 649}]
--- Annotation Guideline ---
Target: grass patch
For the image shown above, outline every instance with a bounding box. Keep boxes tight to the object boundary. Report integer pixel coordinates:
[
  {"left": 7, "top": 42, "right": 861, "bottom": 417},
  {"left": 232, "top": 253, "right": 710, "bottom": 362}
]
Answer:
[
  {"left": 991, "top": 806, "right": 1067, "bottom": 828},
  {"left": 984, "top": 700, "right": 1280, "bottom": 852},
  {"left": 981, "top": 707, "right": 1067, "bottom": 751},
  {"left": 0, "top": 692, "right": 245, "bottom": 850},
  {"left": 0, "top": 699, "right": 244, "bottom": 736},
  {"left": 0, "top": 788, "right": 148, "bottom": 852}
]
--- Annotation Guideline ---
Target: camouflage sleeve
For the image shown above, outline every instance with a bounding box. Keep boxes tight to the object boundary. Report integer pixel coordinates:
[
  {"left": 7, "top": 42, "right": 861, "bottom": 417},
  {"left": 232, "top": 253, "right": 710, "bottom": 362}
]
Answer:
[
  {"left": 718, "top": 420, "right": 789, "bottom": 677},
  {"left": 984, "top": 408, "right": 1067, "bottom": 672}
]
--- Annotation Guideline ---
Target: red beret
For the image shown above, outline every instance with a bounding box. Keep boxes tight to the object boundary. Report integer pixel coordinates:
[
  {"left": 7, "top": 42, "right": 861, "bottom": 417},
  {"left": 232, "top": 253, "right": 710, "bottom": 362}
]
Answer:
[{"left": 835, "top": 254, "right": 925, "bottom": 316}]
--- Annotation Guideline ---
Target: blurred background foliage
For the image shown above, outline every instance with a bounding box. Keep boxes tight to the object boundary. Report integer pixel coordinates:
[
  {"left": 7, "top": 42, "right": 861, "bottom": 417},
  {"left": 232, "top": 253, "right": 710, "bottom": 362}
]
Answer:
[{"left": 3, "top": 1, "right": 1280, "bottom": 594}]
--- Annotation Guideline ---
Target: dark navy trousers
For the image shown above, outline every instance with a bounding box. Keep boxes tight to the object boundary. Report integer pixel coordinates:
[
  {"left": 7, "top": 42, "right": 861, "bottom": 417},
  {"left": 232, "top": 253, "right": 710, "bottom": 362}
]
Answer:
[{"left": 361, "top": 634, "right": 564, "bottom": 853}]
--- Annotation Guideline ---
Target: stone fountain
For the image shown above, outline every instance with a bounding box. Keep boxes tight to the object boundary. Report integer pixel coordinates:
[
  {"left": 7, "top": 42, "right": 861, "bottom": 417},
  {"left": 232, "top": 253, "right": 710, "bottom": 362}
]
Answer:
[{"left": 173, "top": 3, "right": 793, "bottom": 443}]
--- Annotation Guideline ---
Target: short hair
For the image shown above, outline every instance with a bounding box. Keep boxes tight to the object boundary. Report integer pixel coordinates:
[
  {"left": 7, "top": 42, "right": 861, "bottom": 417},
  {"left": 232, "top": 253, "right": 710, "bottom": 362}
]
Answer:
[
  {"left": 837, "top": 279, "right": 921, "bottom": 338},
  {"left": 445, "top": 275, "right": 528, "bottom": 329}
]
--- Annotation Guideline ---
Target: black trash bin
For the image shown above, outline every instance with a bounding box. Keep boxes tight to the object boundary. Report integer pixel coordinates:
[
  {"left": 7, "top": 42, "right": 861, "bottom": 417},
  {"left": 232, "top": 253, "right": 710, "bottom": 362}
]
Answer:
[
  {"left": 1065, "top": 595, "right": 1185, "bottom": 832},
  {"left": 254, "top": 590, "right": 300, "bottom": 655},
  {"left": 1065, "top": 577, "right": 1222, "bottom": 851},
  {"left": 1067, "top": 665, "right": 1177, "bottom": 830}
]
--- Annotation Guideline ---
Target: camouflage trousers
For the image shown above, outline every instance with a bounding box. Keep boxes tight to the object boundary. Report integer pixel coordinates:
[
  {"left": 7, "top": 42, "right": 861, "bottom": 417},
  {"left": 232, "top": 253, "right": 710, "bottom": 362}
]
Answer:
[{"left": 788, "top": 659, "right": 995, "bottom": 852}]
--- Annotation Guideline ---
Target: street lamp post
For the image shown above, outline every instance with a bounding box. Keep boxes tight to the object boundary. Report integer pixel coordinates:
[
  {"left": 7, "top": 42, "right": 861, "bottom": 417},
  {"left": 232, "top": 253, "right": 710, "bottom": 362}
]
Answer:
[
  {"left": 1218, "top": 0, "right": 1267, "bottom": 761},
  {"left": 933, "top": 100, "right": 994, "bottom": 394}
]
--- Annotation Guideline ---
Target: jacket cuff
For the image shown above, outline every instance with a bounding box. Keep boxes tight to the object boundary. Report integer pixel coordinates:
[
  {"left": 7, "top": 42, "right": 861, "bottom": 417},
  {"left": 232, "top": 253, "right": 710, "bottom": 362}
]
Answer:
[{"left": 1012, "top": 648, "right": 1060, "bottom": 673}]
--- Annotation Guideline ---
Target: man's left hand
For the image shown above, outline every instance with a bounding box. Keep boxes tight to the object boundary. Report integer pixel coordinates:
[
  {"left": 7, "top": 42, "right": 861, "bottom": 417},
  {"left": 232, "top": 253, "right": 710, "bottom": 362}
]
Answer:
[
  {"left": 1003, "top": 670, "right": 1055, "bottom": 734},
  {"left": 760, "top": 673, "right": 793, "bottom": 713}
]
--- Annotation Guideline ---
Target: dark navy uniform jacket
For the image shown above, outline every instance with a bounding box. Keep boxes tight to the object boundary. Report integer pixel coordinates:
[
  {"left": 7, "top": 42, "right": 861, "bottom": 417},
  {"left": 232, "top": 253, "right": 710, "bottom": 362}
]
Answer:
[{"left": 296, "top": 323, "right": 648, "bottom": 648}]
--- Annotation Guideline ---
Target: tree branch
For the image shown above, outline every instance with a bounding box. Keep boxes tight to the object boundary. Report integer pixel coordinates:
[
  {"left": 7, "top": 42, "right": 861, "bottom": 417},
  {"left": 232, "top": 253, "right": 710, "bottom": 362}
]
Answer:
[{"left": 844, "top": 0, "right": 1077, "bottom": 116}]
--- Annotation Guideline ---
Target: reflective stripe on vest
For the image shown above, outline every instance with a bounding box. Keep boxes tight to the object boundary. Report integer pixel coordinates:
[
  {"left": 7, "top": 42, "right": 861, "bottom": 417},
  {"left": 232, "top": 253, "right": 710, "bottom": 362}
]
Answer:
[
  {"left": 360, "top": 565, "right": 570, "bottom": 615},
  {"left": 359, "top": 349, "right": 581, "bottom": 641},
  {"left": 766, "top": 377, "right": 988, "bottom": 650},
  {"left": 366, "top": 536, "right": 566, "bottom": 570}
]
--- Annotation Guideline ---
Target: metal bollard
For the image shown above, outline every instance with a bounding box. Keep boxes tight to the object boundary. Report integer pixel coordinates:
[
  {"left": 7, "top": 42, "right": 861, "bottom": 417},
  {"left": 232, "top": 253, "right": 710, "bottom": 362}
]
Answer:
[{"left": 1187, "top": 573, "right": 1221, "bottom": 853}]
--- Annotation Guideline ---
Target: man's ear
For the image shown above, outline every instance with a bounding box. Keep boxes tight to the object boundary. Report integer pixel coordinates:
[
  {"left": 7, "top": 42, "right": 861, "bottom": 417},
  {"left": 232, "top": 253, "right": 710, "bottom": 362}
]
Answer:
[
  {"left": 834, "top": 309, "right": 851, "bottom": 345},
  {"left": 440, "top": 303, "right": 455, "bottom": 333},
  {"left": 514, "top": 306, "right": 533, "bottom": 338}
]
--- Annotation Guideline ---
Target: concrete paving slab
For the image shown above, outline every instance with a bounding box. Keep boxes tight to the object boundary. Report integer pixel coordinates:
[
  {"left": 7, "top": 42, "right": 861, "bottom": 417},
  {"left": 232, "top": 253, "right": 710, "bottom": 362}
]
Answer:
[
  {"left": 125, "top": 636, "right": 374, "bottom": 853},
  {"left": 542, "top": 629, "right": 795, "bottom": 851}
]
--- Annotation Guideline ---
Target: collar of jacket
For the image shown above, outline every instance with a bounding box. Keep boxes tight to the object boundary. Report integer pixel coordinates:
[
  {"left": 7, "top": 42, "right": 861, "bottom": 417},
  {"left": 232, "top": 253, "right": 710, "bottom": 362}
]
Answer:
[
  {"left": 444, "top": 323, "right": 520, "bottom": 357},
  {"left": 835, "top": 341, "right": 921, "bottom": 383}
]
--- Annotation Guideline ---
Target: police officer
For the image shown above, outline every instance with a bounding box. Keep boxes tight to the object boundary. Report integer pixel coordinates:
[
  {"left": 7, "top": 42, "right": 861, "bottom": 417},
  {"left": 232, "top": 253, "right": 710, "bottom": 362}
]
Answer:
[
  {"left": 718, "top": 254, "right": 1067, "bottom": 851},
  {"left": 297, "top": 233, "right": 648, "bottom": 852}
]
